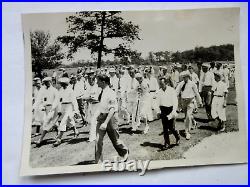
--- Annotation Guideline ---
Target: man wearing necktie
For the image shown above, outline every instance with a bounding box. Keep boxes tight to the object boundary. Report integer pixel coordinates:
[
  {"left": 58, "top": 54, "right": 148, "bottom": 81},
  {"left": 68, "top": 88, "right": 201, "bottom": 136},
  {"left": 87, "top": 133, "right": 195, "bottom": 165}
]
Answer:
[
  {"left": 199, "top": 64, "right": 214, "bottom": 119},
  {"left": 95, "top": 74, "right": 129, "bottom": 163},
  {"left": 176, "top": 72, "right": 203, "bottom": 140}
]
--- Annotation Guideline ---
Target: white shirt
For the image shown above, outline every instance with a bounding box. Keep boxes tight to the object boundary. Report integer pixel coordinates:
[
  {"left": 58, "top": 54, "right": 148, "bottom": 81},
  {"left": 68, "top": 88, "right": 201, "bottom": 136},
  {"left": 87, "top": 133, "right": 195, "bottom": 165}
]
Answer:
[
  {"left": 199, "top": 71, "right": 214, "bottom": 91},
  {"left": 58, "top": 86, "right": 78, "bottom": 112},
  {"left": 148, "top": 76, "right": 159, "bottom": 91},
  {"left": 71, "top": 80, "right": 85, "bottom": 98},
  {"left": 171, "top": 71, "right": 180, "bottom": 83},
  {"left": 33, "top": 86, "right": 42, "bottom": 101},
  {"left": 223, "top": 68, "right": 229, "bottom": 80},
  {"left": 209, "top": 67, "right": 216, "bottom": 73},
  {"left": 212, "top": 81, "right": 228, "bottom": 96},
  {"left": 85, "top": 83, "right": 102, "bottom": 101},
  {"left": 119, "top": 75, "right": 128, "bottom": 93},
  {"left": 214, "top": 68, "right": 224, "bottom": 80},
  {"left": 127, "top": 77, "right": 139, "bottom": 102},
  {"left": 127, "top": 77, "right": 139, "bottom": 92},
  {"left": 32, "top": 86, "right": 44, "bottom": 105},
  {"left": 156, "top": 86, "right": 178, "bottom": 119},
  {"left": 190, "top": 72, "right": 199, "bottom": 84},
  {"left": 98, "top": 86, "right": 118, "bottom": 114},
  {"left": 33, "top": 85, "right": 58, "bottom": 110},
  {"left": 52, "top": 72, "right": 57, "bottom": 78},
  {"left": 110, "top": 75, "right": 119, "bottom": 92},
  {"left": 138, "top": 80, "right": 149, "bottom": 94},
  {"left": 176, "top": 80, "right": 202, "bottom": 104},
  {"left": 157, "top": 86, "right": 178, "bottom": 109}
]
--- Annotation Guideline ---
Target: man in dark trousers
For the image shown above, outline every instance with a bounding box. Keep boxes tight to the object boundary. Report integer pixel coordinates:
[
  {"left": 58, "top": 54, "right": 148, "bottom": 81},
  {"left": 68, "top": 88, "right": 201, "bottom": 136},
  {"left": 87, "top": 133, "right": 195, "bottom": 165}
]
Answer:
[
  {"left": 156, "top": 77, "right": 180, "bottom": 149},
  {"left": 95, "top": 74, "right": 129, "bottom": 164}
]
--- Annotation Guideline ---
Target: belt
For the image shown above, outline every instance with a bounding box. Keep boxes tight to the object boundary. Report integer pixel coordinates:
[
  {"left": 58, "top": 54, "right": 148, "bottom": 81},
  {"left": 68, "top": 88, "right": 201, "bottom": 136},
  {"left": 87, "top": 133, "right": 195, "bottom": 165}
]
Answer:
[
  {"left": 203, "top": 85, "right": 212, "bottom": 87},
  {"left": 214, "top": 95, "right": 224, "bottom": 97},
  {"left": 62, "top": 102, "right": 71, "bottom": 104},
  {"left": 150, "top": 90, "right": 156, "bottom": 92},
  {"left": 182, "top": 98, "right": 194, "bottom": 101}
]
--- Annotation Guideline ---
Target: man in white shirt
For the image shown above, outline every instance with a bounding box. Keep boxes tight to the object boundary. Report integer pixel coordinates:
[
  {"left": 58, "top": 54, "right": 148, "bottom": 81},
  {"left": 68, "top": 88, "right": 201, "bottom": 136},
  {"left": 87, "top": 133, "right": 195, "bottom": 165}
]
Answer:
[
  {"left": 157, "top": 77, "right": 180, "bottom": 149},
  {"left": 54, "top": 77, "right": 80, "bottom": 146},
  {"left": 211, "top": 72, "right": 228, "bottom": 132},
  {"left": 171, "top": 65, "right": 180, "bottom": 88},
  {"left": 32, "top": 78, "right": 44, "bottom": 136},
  {"left": 82, "top": 75, "right": 102, "bottom": 142},
  {"left": 117, "top": 69, "right": 130, "bottom": 125},
  {"left": 127, "top": 69, "right": 140, "bottom": 130},
  {"left": 70, "top": 74, "right": 86, "bottom": 126},
  {"left": 176, "top": 72, "right": 203, "bottom": 140},
  {"left": 134, "top": 73, "right": 150, "bottom": 134},
  {"left": 188, "top": 66, "right": 199, "bottom": 85},
  {"left": 95, "top": 74, "right": 129, "bottom": 163},
  {"left": 199, "top": 64, "right": 214, "bottom": 119},
  {"left": 34, "top": 77, "right": 59, "bottom": 147},
  {"left": 188, "top": 66, "right": 199, "bottom": 113},
  {"left": 147, "top": 69, "right": 160, "bottom": 120}
]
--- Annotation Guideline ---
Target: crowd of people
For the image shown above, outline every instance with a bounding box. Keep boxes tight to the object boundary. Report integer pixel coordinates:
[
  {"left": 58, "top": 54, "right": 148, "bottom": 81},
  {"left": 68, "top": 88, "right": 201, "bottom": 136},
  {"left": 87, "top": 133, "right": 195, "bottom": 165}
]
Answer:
[{"left": 32, "top": 61, "right": 234, "bottom": 163}]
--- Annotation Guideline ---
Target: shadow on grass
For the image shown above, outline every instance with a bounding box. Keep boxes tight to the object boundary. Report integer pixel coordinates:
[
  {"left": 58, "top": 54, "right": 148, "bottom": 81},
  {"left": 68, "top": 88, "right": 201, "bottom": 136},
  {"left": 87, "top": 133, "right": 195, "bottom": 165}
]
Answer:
[
  {"left": 119, "top": 127, "right": 141, "bottom": 135},
  {"left": 74, "top": 160, "right": 96, "bottom": 165},
  {"left": 67, "top": 137, "right": 89, "bottom": 144},
  {"left": 140, "top": 141, "right": 163, "bottom": 149},
  {"left": 157, "top": 144, "right": 178, "bottom": 152},
  {"left": 32, "top": 137, "right": 72, "bottom": 148},
  {"left": 198, "top": 125, "right": 218, "bottom": 132},
  {"left": 194, "top": 117, "right": 212, "bottom": 123}
]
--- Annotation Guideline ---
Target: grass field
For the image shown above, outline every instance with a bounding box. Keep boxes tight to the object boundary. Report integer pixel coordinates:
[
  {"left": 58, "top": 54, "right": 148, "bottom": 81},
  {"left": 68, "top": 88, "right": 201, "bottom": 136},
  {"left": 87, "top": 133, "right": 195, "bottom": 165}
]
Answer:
[{"left": 30, "top": 66, "right": 238, "bottom": 168}]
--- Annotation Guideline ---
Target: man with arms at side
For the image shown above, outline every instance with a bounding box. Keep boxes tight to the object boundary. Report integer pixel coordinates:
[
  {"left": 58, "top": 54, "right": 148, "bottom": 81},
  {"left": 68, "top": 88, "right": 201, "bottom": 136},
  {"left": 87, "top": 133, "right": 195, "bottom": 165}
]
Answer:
[{"left": 95, "top": 74, "right": 129, "bottom": 164}]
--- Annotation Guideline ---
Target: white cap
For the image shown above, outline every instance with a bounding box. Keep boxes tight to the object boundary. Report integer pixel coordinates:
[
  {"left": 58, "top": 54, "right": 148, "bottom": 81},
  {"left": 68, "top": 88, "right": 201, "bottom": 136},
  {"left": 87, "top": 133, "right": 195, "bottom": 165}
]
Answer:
[
  {"left": 33, "top": 77, "right": 40, "bottom": 81},
  {"left": 109, "top": 68, "right": 116, "bottom": 73},
  {"left": 135, "top": 73, "right": 143, "bottom": 78},
  {"left": 181, "top": 71, "right": 191, "bottom": 78},
  {"left": 58, "top": 77, "right": 70, "bottom": 84},
  {"left": 202, "top": 63, "right": 210, "bottom": 68},
  {"left": 42, "top": 77, "right": 52, "bottom": 82}
]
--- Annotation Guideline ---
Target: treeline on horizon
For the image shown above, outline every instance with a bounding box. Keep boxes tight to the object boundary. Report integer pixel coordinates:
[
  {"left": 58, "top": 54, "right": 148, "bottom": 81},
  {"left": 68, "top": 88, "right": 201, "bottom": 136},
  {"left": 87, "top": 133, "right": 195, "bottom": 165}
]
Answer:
[{"left": 60, "top": 44, "right": 234, "bottom": 68}]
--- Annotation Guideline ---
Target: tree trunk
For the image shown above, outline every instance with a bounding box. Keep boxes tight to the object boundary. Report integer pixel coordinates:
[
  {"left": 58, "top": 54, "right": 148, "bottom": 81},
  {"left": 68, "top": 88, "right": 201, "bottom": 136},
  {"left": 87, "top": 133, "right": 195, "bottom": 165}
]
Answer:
[{"left": 97, "top": 12, "right": 106, "bottom": 69}]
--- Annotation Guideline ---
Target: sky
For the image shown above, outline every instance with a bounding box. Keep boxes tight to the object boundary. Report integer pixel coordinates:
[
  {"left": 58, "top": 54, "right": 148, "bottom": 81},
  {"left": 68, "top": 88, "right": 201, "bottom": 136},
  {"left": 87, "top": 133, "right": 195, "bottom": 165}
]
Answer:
[{"left": 23, "top": 8, "right": 239, "bottom": 64}]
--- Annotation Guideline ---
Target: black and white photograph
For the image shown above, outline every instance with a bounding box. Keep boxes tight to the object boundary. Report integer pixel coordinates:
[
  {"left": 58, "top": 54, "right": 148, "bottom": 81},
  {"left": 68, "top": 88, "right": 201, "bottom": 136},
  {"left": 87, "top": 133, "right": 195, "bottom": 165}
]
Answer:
[{"left": 20, "top": 7, "right": 247, "bottom": 176}]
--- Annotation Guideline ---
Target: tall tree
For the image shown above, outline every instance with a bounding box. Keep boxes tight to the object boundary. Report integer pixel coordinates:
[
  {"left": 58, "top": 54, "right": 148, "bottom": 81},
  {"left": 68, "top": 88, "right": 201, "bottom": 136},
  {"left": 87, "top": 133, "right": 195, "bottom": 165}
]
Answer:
[
  {"left": 171, "top": 51, "right": 182, "bottom": 63},
  {"left": 58, "top": 11, "right": 140, "bottom": 68},
  {"left": 31, "top": 30, "right": 64, "bottom": 78},
  {"left": 130, "top": 50, "right": 143, "bottom": 65}
]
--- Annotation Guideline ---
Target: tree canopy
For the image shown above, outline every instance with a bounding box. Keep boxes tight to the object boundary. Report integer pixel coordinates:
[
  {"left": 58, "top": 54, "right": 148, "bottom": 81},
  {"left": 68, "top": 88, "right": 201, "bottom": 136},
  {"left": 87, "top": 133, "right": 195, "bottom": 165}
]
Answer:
[
  {"left": 58, "top": 11, "right": 141, "bottom": 68},
  {"left": 31, "top": 30, "right": 64, "bottom": 78}
]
